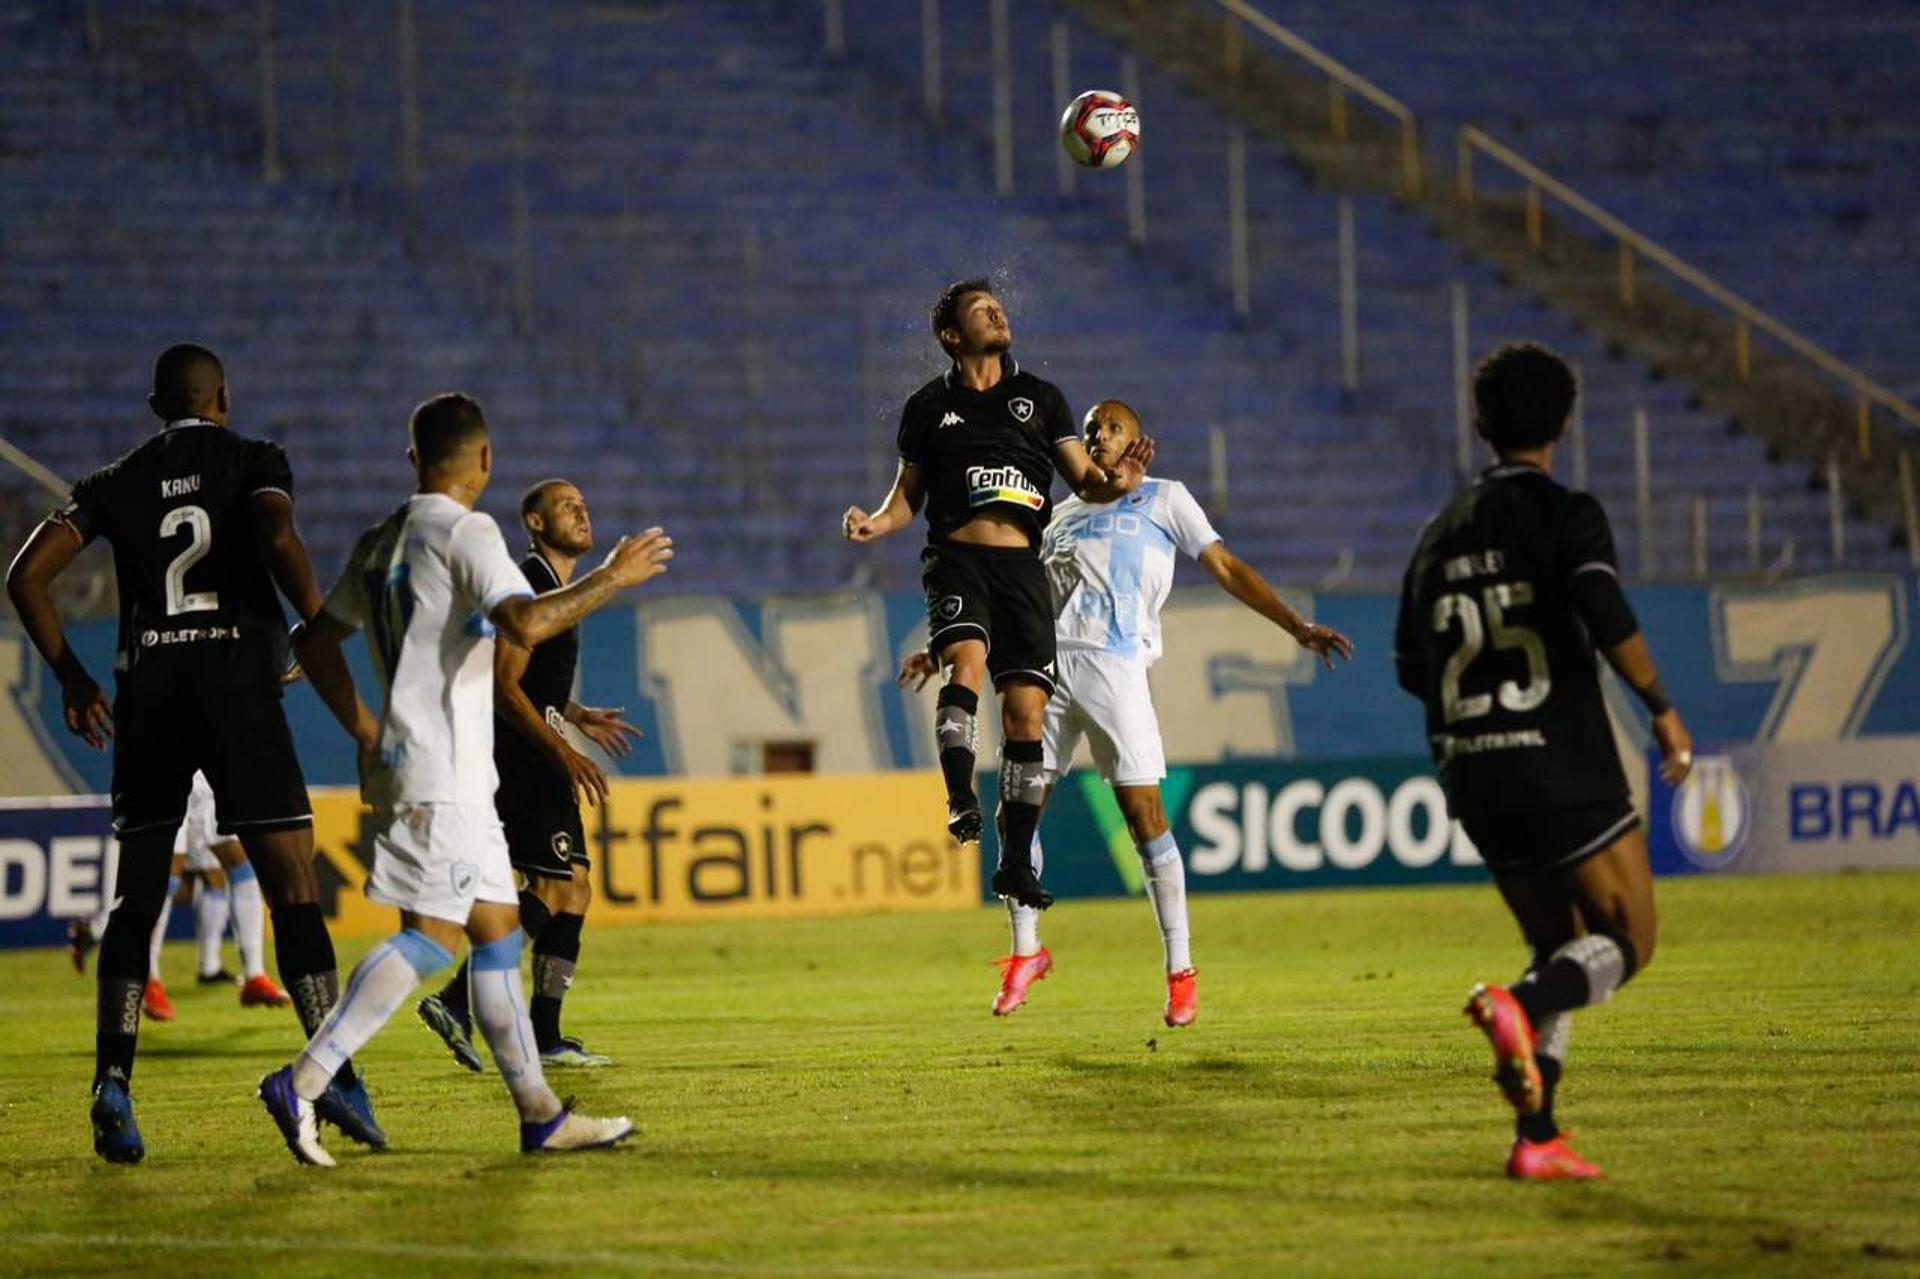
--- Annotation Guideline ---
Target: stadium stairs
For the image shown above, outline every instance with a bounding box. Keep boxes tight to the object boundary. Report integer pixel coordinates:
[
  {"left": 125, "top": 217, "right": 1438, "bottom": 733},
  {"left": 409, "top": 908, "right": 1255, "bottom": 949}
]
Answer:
[{"left": 2, "top": 0, "right": 1903, "bottom": 602}]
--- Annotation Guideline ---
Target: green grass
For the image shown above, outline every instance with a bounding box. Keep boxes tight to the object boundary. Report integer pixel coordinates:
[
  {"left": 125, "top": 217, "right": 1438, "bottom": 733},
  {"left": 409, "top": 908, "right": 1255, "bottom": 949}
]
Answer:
[{"left": 1, "top": 873, "right": 1917, "bottom": 1277}]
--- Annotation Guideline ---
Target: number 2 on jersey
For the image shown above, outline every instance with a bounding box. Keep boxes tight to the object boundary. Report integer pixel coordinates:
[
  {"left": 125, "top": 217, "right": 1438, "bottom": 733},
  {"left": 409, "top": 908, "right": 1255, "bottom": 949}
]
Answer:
[
  {"left": 1432, "top": 582, "right": 1550, "bottom": 724},
  {"left": 160, "top": 505, "right": 218, "bottom": 615}
]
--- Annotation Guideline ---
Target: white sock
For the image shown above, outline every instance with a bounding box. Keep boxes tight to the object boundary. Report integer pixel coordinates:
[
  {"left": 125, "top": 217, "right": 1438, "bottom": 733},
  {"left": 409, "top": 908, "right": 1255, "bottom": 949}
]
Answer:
[
  {"left": 292, "top": 929, "right": 452, "bottom": 1099},
  {"left": 149, "top": 876, "right": 178, "bottom": 981},
  {"left": 228, "top": 863, "right": 267, "bottom": 978},
  {"left": 1007, "top": 834, "right": 1044, "bottom": 956},
  {"left": 1138, "top": 830, "right": 1191, "bottom": 974},
  {"left": 469, "top": 930, "right": 563, "bottom": 1122},
  {"left": 195, "top": 883, "right": 230, "bottom": 976}
]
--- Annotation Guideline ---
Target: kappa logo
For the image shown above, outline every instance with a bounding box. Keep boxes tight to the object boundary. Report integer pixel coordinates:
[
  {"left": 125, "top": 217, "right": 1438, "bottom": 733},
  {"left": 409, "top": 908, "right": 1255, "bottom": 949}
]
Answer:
[
  {"left": 1008, "top": 397, "right": 1035, "bottom": 424},
  {"left": 939, "top": 411, "right": 965, "bottom": 429}
]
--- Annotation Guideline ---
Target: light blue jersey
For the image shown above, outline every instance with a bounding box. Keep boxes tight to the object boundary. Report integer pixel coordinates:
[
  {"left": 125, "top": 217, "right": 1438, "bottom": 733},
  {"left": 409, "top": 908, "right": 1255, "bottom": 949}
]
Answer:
[{"left": 1042, "top": 477, "right": 1220, "bottom": 663}]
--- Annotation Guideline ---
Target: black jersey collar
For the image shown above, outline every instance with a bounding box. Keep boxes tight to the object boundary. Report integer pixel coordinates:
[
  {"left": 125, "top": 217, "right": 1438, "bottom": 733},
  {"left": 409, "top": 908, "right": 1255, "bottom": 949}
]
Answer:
[
  {"left": 161, "top": 417, "right": 220, "bottom": 432},
  {"left": 942, "top": 354, "right": 1020, "bottom": 390},
  {"left": 1483, "top": 461, "right": 1547, "bottom": 481}
]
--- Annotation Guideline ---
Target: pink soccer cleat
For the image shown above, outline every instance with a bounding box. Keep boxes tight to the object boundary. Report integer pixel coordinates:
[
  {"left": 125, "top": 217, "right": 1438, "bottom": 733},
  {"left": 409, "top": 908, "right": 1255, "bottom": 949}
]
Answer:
[
  {"left": 1507, "top": 1133, "right": 1604, "bottom": 1181},
  {"left": 991, "top": 948, "right": 1053, "bottom": 1016},
  {"left": 1163, "top": 968, "right": 1198, "bottom": 1027},
  {"left": 240, "top": 974, "right": 294, "bottom": 1008},
  {"left": 1464, "top": 983, "right": 1541, "bottom": 1115},
  {"left": 141, "top": 978, "right": 176, "bottom": 1022}
]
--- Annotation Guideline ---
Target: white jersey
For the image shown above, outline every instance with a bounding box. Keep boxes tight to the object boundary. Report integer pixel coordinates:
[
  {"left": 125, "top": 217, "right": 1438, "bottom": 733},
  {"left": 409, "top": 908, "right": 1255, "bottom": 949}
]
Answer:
[
  {"left": 1042, "top": 477, "right": 1220, "bottom": 663},
  {"left": 320, "top": 493, "right": 534, "bottom": 805}
]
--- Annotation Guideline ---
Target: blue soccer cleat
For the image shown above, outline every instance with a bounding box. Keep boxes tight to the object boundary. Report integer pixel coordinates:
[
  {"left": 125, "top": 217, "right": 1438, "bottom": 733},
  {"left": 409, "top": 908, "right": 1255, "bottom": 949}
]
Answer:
[
  {"left": 520, "top": 1102, "right": 634, "bottom": 1154},
  {"left": 90, "top": 1074, "right": 144, "bottom": 1164},
  {"left": 258, "top": 1066, "right": 335, "bottom": 1168},
  {"left": 316, "top": 1073, "right": 387, "bottom": 1149}
]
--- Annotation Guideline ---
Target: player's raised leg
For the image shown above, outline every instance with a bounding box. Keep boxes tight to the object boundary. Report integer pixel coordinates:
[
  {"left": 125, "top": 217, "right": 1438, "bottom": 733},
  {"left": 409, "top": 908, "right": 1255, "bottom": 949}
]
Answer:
[
  {"left": 990, "top": 680, "right": 1053, "bottom": 910},
  {"left": 933, "top": 639, "right": 987, "bottom": 842},
  {"left": 991, "top": 831, "right": 1051, "bottom": 1015}
]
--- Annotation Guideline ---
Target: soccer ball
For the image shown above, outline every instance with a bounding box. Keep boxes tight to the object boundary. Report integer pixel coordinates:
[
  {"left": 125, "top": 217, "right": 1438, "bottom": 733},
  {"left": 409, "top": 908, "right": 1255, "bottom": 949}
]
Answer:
[{"left": 1059, "top": 89, "right": 1140, "bottom": 168}]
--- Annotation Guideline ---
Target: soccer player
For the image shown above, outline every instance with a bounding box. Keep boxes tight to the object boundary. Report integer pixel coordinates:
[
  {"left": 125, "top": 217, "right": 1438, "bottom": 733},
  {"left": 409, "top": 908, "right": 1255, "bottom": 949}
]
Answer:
[
  {"left": 6, "top": 343, "right": 380, "bottom": 1164},
  {"left": 417, "top": 478, "right": 638, "bottom": 1072},
  {"left": 177, "top": 770, "right": 294, "bottom": 1006},
  {"left": 1393, "top": 342, "right": 1693, "bottom": 1180},
  {"left": 258, "top": 393, "right": 669, "bottom": 1165},
  {"left": 843, "top": 279, "right": 1150, "bottom": 910},
  {"left": 902, "top": 400, "right": 1354, "bottom": 1023}
]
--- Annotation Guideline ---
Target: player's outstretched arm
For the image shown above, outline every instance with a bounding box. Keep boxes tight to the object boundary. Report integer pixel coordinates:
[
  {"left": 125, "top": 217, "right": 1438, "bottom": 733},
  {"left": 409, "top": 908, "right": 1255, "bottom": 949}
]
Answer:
[
  {"left": 1601, "top": 631, "right": 1693, "bottom": 785},
  {"left": 565, "top": 702, "right": 641, "bottom": 757},
  {"left": 1053, "top": 436, "right": 1154, "bottom": 504},
  {"left": 292, "top": 614, "right": 380, "bottom": 753},
  {"left": 496, "top": 637, "right": 609, "bottom": 807},
  {"left": 1198, "top": 542, "right": 1354, "bottom": 671},
  {"left": 5, "top": 517, "right": 111, "bottom": 748},
  {"left": 492, "top": 527, "right": 673, "bottom": 649},
  {"left": 251, "top": 491, "right": 325, "bottom": 622},
  {"left": 843, "top": 463, "right": 925, "bottom": 543}
]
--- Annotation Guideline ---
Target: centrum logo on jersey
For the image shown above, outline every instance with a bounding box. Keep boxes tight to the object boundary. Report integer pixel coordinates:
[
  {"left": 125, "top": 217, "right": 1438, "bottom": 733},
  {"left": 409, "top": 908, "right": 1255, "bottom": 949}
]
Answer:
[
  {"left": 965, "top": 464, "right": 1043, "bottom": 510},
  {"left": 1671, "top": 754, "right": 1750, "bottom": 869}
]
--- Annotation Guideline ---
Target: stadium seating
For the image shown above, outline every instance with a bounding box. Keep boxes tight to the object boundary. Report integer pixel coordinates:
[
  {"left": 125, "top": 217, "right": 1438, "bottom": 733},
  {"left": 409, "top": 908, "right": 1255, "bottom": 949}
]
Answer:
[{"left": 0, "top": 0, "right": 1903, "bottom": 595}]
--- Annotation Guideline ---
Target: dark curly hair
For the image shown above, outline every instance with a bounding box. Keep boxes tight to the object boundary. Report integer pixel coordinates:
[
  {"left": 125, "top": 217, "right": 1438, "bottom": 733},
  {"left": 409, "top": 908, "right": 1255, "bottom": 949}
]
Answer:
[{"left": 1473, "top": 342, "right": 1577, "bottom": 452}]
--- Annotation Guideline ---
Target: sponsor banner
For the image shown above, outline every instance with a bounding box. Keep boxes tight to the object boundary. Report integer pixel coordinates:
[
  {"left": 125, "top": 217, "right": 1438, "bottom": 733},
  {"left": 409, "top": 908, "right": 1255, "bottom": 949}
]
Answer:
[
  {"left": 14, "top": 574, "right": 1920, "bottom": 794},
  {"left": 312, "top": 770, "right": 976, "bottom": 935},
  {"left": 980, "top": 757, "right": 1487, "bottom": 900},
  {"left": 0, "top": 798, "right": 122, "bottom": 948},
  {"left": 1650, "top": 735, "right": 1920, "bottom": 876}
]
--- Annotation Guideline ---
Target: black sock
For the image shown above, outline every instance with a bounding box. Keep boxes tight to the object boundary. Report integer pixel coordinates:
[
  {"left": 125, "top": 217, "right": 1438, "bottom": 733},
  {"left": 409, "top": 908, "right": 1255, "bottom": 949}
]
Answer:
[
  {"left": 437, "top": 959, "right": 472, "bottom": 1023},
  {"left": 1517, "top": 1054, "right": 1563, "bottom": 1143},
  {"left": 518, "top": 888, "right": 553, "bottom": 941},
  {"left": 94, "top": 907, "right": 158, "bottom": 1092},
  {"left": 996, "top": 739, "right": 1046, "bottom": 874},
  {"left": 530, "top": 911, "right": 584, "bottom": 1051},
  {"left": 935, "top": 684, "right": 980, "bottom": 806},
  {"left": 1510, "top": 931, "right": 1637, "bottom": 1026},
  {"left": 270, "top": 901, "right": 357, "bottom": 1089}
]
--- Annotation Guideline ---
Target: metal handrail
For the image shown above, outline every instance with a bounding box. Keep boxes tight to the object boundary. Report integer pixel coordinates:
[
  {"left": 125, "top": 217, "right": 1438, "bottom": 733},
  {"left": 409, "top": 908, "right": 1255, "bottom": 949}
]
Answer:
[
  {"left": 0, "top": 435, "right": 70, "bottom": 499},
  {"left": 1204, "top": 0, "right": 1423, "bottom": 197},
  {"left": 1458, "top": 125, "right": 1920, "bottom": 454}
]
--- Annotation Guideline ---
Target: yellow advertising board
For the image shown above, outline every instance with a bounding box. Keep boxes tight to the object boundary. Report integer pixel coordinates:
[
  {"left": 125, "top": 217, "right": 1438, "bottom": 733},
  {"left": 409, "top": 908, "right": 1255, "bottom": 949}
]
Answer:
[{"left": 309, "top": 770, "right": 976, "bottom": 936}]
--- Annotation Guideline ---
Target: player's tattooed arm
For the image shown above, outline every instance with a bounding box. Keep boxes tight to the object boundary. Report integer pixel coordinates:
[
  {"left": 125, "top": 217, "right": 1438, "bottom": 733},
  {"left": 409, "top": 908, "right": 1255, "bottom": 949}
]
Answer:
[
  {"left": 1198, "top": 542, "right": 1354, "bottom": 671},
  {"left": 843, "top": 463, "right": 925, "bottom": 543},
  {"left": 1053, "top": 436, "right": 1154, "bottom": 504},
  {"left": 251, "top": 490, "right": 325, "bottom": 622},
  {"left": 1602, "top": 631, "right": 1693, "bottom": 784},
  {"left": 496, "top": 639, "right": 609, "bottom": 807},
  {"left": 492, "top": 527, "right": 673, "bottom": 648},
  {"left": 5, "top": 518, "right": 111, "bottom": 748}
]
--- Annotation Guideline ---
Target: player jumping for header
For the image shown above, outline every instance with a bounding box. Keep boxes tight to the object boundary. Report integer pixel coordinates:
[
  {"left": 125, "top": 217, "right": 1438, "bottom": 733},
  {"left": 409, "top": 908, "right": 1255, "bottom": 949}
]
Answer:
[
  {"left": 1394, "top": 343, "right": 1693, "bottom": 1180},
  {"left": 843, "top": 279, "right": 1150, "bottom": 911},
  {"left": 903, "top": 400, "right": 1353, "bottom": 1022},
  {"left": 259, "top": 393, "right": 670, "bottom": 1165}
]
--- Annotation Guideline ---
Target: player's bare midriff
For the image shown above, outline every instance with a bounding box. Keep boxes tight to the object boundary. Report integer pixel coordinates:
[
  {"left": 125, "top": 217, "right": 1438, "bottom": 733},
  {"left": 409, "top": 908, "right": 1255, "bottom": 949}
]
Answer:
[{"left": 947, "top": 509, "right": 1032, "bottom": 549}]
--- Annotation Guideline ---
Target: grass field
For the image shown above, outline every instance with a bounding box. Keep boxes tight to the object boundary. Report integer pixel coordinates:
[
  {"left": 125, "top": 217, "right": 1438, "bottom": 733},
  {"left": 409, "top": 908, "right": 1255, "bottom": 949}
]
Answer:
[{"left": 1, "top": 872, "right": 1916, "bottom": 1277}]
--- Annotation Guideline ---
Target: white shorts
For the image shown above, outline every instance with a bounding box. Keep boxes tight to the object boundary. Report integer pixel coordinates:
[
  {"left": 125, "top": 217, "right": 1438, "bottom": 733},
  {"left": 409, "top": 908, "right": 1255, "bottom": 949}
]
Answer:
[
  {"left": 175, "top": 773, "right": 222, "bottom": 873},
  {"left": 365, "top": 802, "right": 518, "bottom": 925},
  {"left": 1042, "top": 648, "right": 1167, "bottom": 787}
]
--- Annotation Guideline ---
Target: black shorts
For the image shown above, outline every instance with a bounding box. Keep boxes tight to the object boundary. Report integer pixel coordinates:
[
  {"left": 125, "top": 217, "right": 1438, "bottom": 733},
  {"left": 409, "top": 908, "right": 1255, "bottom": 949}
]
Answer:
[
  {"left": 499, "top": 784, "right": 589, "bottom": 881},
  {"left": 920, "top": 541, "right": 1057, "bottom": 693},
  {"left": 110, "top": 685, "right": 312, "bottom": 838},
  {"left": 1461, "top": 796, "right": 1640, "bottom": 879}
]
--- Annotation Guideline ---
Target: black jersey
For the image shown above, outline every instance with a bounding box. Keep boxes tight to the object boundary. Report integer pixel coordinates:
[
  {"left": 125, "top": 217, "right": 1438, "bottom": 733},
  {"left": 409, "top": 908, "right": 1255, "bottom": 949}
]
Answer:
[
  {"left": 61, "top": 418, "right": 294, "bottom": 698},
  {"left": 896, "top": 356, "right": 1077, "bottom": 546},
  {"left": 494, "top": 552, "right": 579, "bottom": 796},
  {"left": 1394, "top": 463, "right": 1631, "bottom": 820}
]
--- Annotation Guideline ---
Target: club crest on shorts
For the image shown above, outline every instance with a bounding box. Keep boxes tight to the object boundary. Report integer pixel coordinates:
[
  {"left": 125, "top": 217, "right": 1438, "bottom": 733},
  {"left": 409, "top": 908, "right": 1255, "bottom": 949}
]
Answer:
[
  {"left": 1008, "top": 397, "right": 1035, "bottom": 423},
  {"left": 552, "top": 831, "right": 574, "bottom": 860},
  {"left": 934, "top": 595, "right": 964, "bottom": 621},
  {"left": 449, "top": 862, "right": 478, "bottom": 896}
]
